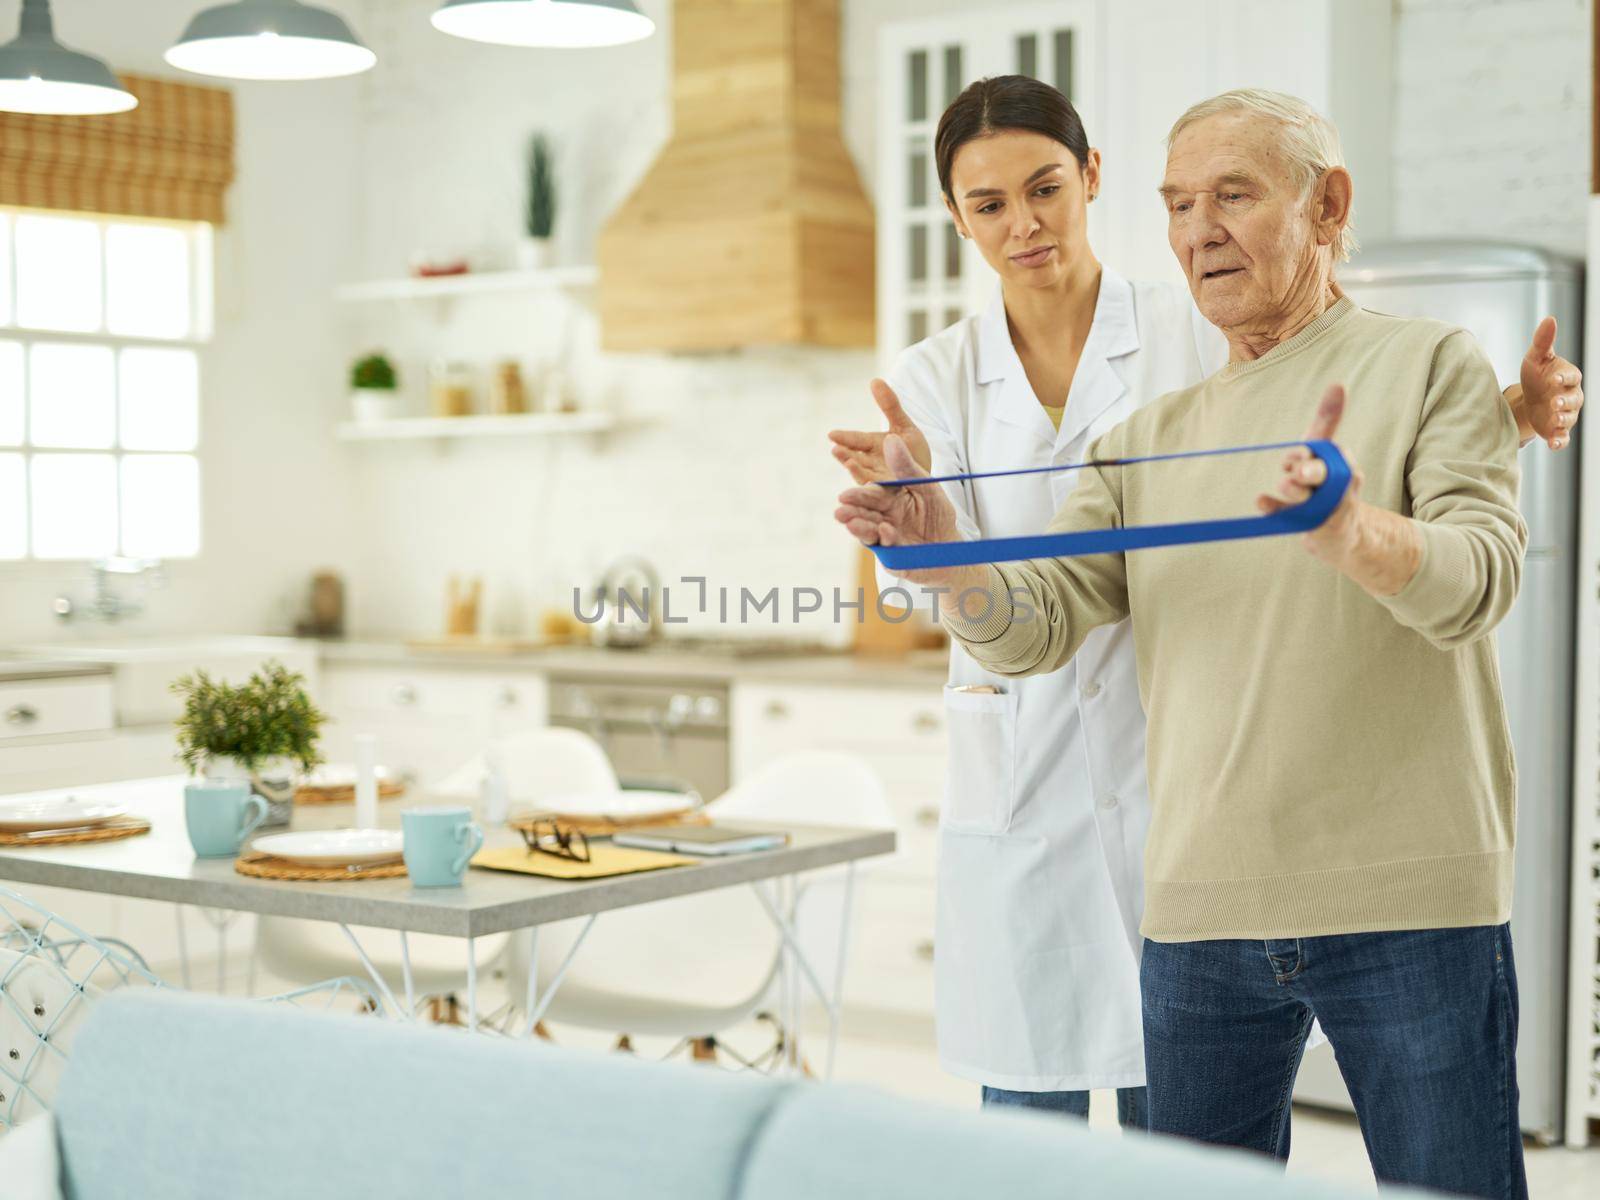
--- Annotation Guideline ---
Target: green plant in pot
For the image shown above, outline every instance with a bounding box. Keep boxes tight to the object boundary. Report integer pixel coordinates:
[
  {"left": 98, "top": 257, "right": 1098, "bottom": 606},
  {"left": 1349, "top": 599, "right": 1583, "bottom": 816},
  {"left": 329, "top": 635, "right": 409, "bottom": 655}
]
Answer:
[
  {"left": 172, "top": 660, "right": 327, "bottom": 828},
  {"left": 517, "top": 133, "right": 556, "bottom": 269},
  {"left": 350, "top": 351, "right": 399, "bottom": 424}
]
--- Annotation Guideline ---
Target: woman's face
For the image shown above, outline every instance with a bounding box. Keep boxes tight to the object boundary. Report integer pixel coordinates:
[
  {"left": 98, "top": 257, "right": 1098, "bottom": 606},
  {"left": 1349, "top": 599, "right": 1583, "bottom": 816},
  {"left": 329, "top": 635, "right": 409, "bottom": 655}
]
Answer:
[{"left": 945, "top": 129, "right": 1100, "bottom": 290}]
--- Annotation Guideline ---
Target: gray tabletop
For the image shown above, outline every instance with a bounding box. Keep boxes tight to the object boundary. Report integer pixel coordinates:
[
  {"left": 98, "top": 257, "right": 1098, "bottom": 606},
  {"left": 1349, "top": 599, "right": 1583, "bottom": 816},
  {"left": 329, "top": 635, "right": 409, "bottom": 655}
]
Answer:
[{"left": 0, "top": 778, "right": 896, "bottom": 938}]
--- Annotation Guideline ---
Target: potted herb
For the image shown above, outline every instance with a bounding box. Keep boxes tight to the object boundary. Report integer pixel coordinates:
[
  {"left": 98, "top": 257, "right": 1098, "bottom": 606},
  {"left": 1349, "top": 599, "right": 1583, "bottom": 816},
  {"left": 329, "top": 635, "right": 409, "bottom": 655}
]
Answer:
[
  {"left": 171, "top": 661, "right": 328, "bottom": 828},
  {"left": 350, "top": 352, "right": 399, "bottom": 424},
  {"left": 517, "top": 133, "right": 556, "bottom": 269}
]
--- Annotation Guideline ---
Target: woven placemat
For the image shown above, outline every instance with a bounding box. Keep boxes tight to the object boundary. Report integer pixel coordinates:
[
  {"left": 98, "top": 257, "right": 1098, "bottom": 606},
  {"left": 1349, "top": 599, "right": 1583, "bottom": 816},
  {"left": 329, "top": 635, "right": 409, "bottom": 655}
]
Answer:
[
  {"left": 508, "top": 808, "right": 711, "bottom": 837},
  {"left": 294, "top": 780, "right": 407, "bottom": 807},
  {"left": 234, "top": 850, "right": 408, "bottom": 882},
  {"left": 0, "top": 816, "right": 152, "bottom": 847}
]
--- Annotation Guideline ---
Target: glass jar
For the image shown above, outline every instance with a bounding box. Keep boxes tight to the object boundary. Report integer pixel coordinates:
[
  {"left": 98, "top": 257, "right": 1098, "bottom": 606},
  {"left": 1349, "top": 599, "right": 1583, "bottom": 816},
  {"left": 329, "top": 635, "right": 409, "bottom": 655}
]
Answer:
[{"left": 429, "top": 359, "right": 476, "bottom": 417}]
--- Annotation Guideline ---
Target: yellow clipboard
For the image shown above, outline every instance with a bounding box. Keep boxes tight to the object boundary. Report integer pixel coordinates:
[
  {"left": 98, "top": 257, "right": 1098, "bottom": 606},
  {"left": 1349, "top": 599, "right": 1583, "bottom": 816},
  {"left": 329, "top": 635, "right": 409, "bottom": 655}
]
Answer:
[{"left": 470, "top": 843, "right": 694, "bottom": 881}]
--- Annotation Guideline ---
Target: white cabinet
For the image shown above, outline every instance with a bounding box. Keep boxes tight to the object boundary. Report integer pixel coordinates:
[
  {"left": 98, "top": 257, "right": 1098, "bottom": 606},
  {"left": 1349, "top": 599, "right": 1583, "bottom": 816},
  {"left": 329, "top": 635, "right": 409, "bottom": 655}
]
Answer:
[
  {"left": 0, "top": 676, "right": 114, "bottom": 743},
  {"left": 731, "top": 679, "right": 946, "bottom": 1018},
  {"left": 317, "top": 663, "right": 549, "bottom": 785}
]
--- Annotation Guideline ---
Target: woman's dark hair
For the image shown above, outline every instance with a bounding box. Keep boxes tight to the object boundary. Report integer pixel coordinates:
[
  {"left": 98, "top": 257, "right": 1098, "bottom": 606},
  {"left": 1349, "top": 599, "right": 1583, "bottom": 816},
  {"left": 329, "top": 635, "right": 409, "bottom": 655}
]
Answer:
[{"left": 935, "top": 75, "right": 1090, "bottom": 200}]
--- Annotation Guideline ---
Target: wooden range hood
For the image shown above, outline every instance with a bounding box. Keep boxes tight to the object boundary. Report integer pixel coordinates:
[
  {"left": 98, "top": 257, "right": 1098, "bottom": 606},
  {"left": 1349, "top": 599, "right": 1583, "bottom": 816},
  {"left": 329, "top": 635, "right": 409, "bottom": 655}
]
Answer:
[{"left": 598, "top": 0, "right": 875, "bottom": 352}]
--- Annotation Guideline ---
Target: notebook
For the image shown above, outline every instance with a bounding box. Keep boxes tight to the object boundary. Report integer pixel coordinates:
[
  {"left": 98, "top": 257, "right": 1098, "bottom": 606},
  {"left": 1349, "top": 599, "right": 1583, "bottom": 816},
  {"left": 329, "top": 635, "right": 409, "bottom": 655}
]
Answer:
[{"left": 610, "top": 824, "right": 789, "bottom": 856}]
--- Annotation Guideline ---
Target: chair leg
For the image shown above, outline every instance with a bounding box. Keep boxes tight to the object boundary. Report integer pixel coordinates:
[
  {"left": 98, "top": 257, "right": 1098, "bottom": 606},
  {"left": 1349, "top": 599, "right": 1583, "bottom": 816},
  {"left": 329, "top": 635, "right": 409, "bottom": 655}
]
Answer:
[
  {"left": 428, "top": 994, "right": 462, "bottom": 1025},
  {"left": 691, "top": 1036, "right": 718, "bottom": 1065}
]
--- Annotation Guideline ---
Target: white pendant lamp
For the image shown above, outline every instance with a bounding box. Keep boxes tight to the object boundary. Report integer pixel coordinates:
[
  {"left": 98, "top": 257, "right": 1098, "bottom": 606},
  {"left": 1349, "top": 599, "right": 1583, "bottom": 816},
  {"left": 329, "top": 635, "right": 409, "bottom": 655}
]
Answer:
[
  {"left": 0, "top": 0, "right": 137, "bottom": 115},
  {"left": 431, "top": 0, "right": 654, "bottom": 49},
  {"left": 165, "top": 0, "right": 376, "bottom": 81}
]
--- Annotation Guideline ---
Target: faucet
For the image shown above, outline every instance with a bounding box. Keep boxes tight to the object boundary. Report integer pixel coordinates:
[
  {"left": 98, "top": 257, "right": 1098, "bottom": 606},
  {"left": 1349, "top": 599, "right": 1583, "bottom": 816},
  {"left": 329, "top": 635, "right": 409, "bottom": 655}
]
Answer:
[{"left": 52, "top": 557, "right": 164, "bottom": 623}]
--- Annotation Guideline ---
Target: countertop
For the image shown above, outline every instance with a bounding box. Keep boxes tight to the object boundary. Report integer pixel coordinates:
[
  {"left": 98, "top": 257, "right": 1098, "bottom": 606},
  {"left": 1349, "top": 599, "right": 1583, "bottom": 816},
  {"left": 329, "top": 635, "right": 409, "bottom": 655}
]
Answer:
[{"left": 316, "top": 638, "right": 951, "bottom": 689}]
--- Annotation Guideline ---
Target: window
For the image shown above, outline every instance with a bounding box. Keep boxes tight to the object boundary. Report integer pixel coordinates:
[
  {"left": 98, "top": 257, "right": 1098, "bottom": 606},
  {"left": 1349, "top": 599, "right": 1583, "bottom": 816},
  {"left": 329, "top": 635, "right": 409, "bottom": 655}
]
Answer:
[
  {"left": 0, "top": 209, "right": 211, "bottom": 561},
  {"left": 877, "top": 5, "right": 1096, "bottom": 363}
]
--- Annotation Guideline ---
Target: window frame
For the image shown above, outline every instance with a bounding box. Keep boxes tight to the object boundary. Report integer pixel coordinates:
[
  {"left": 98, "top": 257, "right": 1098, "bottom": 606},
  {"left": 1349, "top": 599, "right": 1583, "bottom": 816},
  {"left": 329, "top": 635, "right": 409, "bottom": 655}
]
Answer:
[{"left": 0, "top": 206, "right": 213, "bottom": 572}]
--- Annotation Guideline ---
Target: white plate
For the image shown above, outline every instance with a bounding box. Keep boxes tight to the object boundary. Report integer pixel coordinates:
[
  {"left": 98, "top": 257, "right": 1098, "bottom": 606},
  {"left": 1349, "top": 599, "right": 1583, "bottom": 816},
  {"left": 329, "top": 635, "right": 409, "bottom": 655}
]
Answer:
[
  {"left": 0, "top": 797, "right": 127, "bottom": 833},
  {"left": 542, "top": 790, "right": 697, "bottom": 822},
  {"left": 250, "top": 829, "right": 405, "bottom": 867}
]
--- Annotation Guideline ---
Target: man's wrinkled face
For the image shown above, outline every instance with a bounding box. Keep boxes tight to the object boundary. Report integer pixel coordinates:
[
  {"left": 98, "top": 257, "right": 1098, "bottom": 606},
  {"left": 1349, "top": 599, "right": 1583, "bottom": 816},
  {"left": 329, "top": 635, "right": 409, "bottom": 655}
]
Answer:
[{"left": 1160, "top": 111, "right": 1328, "bottom": 332}]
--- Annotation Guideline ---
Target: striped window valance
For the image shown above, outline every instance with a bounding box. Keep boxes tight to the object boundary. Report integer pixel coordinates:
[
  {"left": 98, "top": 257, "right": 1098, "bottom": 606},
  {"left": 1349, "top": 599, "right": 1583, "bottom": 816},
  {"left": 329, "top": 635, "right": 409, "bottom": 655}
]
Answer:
[{"left": 0, "top": 73, "right": 234, "bottom": 225}]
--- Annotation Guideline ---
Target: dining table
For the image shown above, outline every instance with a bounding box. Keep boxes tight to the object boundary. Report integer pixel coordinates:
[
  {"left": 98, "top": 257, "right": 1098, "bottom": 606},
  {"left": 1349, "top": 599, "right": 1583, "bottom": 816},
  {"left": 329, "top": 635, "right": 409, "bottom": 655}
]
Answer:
[{"left": 0, "top": 776, "right": 895, "bottom": 1074}]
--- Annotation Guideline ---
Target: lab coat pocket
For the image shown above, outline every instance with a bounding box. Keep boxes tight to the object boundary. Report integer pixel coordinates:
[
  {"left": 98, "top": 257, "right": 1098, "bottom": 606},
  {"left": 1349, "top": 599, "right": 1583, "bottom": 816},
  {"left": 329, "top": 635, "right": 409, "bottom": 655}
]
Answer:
[{"left": 941, "top": 685, "right": 1017, "bottom": 834}]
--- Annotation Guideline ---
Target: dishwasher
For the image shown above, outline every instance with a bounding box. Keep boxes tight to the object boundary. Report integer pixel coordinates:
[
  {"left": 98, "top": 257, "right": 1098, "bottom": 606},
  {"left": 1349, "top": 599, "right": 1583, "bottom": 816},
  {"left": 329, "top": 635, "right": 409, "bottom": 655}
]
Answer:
[{"left": 546, "top": 675, "right": 730, "bottom": 801}]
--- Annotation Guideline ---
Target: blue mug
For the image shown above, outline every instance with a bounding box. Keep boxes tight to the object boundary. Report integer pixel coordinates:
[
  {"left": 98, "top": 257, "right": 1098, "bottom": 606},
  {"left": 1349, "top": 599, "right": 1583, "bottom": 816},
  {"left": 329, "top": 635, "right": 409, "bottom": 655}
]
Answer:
[
  {"left": 185, "top": 783, "right": 268, "bottom": 859},
  {"left": 402, "top": 806, "right": 484, "bottom": 888}
]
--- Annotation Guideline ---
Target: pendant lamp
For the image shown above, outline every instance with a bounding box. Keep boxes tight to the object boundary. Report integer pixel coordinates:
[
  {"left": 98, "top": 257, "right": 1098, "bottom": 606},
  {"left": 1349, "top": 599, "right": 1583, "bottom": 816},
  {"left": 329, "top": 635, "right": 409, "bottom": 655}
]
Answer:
[
  {"left": 431, "top": 0, "right": 654, "bottom": 49},
  {"left": 0, "top": 0, "right": 137, "bottom": 115},
  {"left": 165, "top": 0, "right": 375, "bottom": 81}
]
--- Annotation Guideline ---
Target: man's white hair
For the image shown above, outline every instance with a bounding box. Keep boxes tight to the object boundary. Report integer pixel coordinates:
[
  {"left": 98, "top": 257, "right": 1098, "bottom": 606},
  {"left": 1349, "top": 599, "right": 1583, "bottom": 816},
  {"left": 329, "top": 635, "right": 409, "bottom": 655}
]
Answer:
[{"left": 1166, "top": 88, "right": 1358, "bottom": 262}]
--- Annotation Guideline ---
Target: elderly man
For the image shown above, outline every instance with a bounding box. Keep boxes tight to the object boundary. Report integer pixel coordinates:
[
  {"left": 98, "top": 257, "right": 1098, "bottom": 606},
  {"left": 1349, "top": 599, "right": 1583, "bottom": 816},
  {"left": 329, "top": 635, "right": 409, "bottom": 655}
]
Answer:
[{"left": 838, "top": 90, "right": 1534, "bottom": 1198}]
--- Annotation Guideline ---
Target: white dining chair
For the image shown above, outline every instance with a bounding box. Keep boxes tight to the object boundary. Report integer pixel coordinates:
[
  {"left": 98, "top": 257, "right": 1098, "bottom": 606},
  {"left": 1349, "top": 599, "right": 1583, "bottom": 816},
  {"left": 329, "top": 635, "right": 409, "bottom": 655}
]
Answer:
[
  {"left": 254, "top": 727, "right": 622, "bottom": 1022},
  {"left": 0, "top": 884, "right": 377, "bottom": 1134},
  {"left": 505, "top": 750, "right": 892, "bottom": 1075}
]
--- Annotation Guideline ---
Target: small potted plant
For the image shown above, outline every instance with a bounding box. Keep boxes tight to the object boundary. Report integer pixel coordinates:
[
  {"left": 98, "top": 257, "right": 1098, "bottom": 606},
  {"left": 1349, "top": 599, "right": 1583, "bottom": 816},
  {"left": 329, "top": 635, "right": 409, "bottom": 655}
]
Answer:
[
  {"left": 517, "top": 133, "right": 556, "bottom": 269},
  {"left": 350, "top": 352, "right": 399, "bottom": 423},
  {"left": 171, "top": 660, "right": 327, "bottom": 828}
]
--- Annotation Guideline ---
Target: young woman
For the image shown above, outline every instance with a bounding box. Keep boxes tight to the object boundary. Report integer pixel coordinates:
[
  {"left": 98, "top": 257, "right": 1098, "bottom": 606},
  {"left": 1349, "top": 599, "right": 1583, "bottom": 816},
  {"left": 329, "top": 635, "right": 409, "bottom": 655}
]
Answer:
[{"left": 829, "top": 75, "right": 1582, "bottom": 1125}]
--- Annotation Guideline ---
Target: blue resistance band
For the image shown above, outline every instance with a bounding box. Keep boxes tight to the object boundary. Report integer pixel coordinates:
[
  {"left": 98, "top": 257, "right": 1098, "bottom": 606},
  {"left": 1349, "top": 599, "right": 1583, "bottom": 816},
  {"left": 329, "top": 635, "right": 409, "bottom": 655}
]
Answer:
[{"left": 870, "top": 440, "right": 1351, "bottom": 571}]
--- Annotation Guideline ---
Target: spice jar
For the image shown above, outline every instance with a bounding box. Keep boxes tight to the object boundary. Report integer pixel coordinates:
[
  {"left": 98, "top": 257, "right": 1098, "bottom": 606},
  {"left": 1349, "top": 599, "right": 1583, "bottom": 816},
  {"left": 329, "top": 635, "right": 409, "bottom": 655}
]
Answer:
[{"left": 429, "top": 359, "right": 476, "bottom": 417}]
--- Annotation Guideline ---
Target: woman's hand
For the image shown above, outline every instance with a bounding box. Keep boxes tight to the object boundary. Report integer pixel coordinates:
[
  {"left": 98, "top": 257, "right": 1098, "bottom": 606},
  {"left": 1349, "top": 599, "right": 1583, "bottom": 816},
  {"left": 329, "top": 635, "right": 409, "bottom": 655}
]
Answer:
[
  {"left": 835, "top": 434, "right": 973, "bottom": 590},
  {"left": 1516, "top": 316, "right": 1583, "bottom": 450},
  {"left": 828, "top": 379, "right": 933, "bottom": 483}
]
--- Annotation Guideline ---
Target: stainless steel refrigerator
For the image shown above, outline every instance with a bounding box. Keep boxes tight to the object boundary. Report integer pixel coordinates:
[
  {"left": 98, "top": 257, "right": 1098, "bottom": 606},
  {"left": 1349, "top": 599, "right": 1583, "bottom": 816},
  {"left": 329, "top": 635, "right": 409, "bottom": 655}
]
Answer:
[{"left": 1289, "top": 242, "right": 1583, "bottom": 1142}]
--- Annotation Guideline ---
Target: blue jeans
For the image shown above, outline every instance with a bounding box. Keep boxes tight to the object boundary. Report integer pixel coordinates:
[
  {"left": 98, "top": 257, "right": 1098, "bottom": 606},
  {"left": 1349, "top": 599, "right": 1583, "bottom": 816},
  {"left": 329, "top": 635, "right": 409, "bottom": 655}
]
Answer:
[
  {"left": 981, "top": 1084, "right": 1148, "bottom": 1129},
  {"left": 1141, "top": 924, "right": 1525, "bottom": 1200}
]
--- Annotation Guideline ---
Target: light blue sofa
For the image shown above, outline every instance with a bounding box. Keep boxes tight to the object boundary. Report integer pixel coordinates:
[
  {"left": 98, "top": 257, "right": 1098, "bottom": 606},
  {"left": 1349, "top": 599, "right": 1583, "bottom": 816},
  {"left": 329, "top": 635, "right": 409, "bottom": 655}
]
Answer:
[{"left": 46, "top": 992, "right": 1387, "bottom": 1199}]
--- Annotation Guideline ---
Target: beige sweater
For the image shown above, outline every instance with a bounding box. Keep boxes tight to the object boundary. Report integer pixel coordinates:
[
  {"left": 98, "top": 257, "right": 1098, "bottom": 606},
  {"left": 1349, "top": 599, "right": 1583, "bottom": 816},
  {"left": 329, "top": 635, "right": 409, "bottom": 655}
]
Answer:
[{"left": 946, "top": 298, "right": 1526, "bottom": 941}]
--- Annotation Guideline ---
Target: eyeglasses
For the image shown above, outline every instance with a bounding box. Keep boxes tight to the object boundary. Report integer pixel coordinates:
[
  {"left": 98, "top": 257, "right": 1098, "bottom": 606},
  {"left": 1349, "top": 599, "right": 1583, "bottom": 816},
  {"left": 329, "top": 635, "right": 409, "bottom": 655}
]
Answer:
[{"left": 517, "top": 819, "right": 591, "bottom": 864}]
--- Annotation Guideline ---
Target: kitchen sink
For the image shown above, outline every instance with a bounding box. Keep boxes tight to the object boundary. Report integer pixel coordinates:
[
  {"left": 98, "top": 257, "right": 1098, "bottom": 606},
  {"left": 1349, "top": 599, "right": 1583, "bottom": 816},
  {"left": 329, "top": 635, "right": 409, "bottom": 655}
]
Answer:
[{"left": 1, "top": 636, "right": 318, "bottom": 727}]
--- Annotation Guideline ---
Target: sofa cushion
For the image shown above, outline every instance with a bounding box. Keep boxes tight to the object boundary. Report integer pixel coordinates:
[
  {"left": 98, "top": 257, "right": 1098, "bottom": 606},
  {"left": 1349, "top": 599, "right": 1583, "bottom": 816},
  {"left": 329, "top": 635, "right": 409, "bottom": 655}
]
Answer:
[
  {"left": 738, "top": 1082, "right": 1380, "bottom": 1200},
  {"left": 54, "top": 991, "right": 789, "bottom": 1200}
]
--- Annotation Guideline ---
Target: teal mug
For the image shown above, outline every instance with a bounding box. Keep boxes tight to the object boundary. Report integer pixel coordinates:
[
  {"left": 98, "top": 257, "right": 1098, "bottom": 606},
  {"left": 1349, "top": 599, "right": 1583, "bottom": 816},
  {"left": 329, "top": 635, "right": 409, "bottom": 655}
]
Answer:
[
  {"left": 185, "top": 783, "right": 268, "bottom": 859},
  {"left": 402, "top": 806, "right": 484, "bottom": 888}
]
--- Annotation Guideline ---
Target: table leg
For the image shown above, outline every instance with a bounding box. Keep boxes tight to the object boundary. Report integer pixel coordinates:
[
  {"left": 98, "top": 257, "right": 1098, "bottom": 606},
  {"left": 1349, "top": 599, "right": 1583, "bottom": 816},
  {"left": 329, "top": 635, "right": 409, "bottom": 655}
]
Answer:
[
  {"left": 752, "top": 873, "right": 854, "bottom": 1079},
  {"left": 174, "top": 906, "right": 190, "bottom": 990},
  {"left": 521, "top": 915, "right": 596, "bottom": 1035},
  {"left": 466, "top": 937, "right": 478, "bottom": 1030},
  {"left": 399, "top": 931, "right": 415, "bottom": 1017},
  {"left": 518, "top": 928, "right": 541, "bottom": 1039},
  {"left": 338, "top": 923, "right": 403, "bottom": 1019}
]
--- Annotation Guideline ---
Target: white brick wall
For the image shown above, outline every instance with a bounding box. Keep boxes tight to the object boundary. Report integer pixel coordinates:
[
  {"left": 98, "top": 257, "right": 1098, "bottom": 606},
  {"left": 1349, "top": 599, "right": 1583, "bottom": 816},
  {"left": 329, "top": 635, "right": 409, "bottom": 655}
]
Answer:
[{"left": 1393, "top": 0, "right": 1590, "bottom": 257}]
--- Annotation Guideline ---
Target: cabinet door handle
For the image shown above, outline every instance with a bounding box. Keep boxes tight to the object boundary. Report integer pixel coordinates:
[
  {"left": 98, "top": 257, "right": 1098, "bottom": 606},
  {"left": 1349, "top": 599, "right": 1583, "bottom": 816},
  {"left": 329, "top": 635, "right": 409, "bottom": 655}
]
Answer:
[
  {"left": 4, "top": 704, "right": 38, "bottom": 726},
  {"left": 764, "top": 700, "right": 789, "bottom": 720},
  {"left": 911, "top": 711, "right": 940, "bottom": 733},
  {"left": 390, "top": 684, "right": 418, "bottom": 706},
  {"left": 914, "top": 805, "right": 939, "bottom": 828},
  {"left": 498, "top": 687, "right": 519, "bottom": 708},
  {"left": 914, "top": 939, "right": 935, "bottom": 962}
]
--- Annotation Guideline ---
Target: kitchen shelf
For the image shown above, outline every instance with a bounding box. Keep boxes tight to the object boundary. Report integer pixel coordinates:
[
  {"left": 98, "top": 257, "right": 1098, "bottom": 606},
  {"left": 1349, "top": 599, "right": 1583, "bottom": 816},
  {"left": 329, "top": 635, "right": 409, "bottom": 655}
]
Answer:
[
  {"left": 334, "top": 265, "right": 598, "bottom": 303},
  {"left": 336, "top": 412, "right": 617, "bottom": 442}
]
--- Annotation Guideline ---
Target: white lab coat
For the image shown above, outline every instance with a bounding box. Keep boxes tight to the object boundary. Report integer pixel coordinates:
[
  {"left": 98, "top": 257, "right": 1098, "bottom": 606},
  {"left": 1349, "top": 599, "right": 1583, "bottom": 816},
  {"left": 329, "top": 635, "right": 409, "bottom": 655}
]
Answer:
[{"left": 885, "top": 269, "right": 1225, "bottom": 1090}]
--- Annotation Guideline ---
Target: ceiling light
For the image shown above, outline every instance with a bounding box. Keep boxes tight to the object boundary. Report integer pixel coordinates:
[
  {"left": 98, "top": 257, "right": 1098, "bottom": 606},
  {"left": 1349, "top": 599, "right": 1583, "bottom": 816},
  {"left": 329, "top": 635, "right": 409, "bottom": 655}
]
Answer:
[
  {"left": 0, "top": 0, "right": 137, "bottom": 115},
  {"left": 165, "top": 0, "right": 376, "bottom": 81},
  {"left": 431, "top": 0, "right": 654, "bottom": 49}
]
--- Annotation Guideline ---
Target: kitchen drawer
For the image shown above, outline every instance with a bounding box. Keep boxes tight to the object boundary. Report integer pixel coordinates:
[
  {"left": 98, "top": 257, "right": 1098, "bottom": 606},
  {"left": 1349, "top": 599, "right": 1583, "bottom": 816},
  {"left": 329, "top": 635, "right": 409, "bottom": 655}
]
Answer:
[
  {"left": 734, "top": 682, "right": 944, "bottom": 757},
  {"left": 844, "top": 880, "right": 937, "bottom": 1017},
  {"left": 0, "top": 677, "right": 115, "bottom": 743},
  {"left": 321, "top": 666, "right": 546, "bottom": 724}
]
